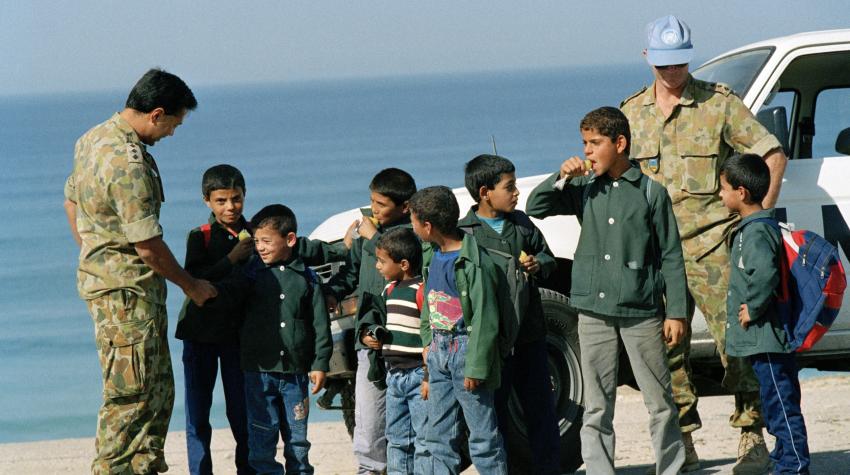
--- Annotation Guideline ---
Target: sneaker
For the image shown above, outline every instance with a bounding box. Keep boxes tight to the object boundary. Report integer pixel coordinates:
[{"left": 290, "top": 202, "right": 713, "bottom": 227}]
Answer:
[
  {"left": 732, "top": 428, "right": 771, "bottom": 475},
  {"left": 645, "top": 432, "right": 700, "bottom": 474}
]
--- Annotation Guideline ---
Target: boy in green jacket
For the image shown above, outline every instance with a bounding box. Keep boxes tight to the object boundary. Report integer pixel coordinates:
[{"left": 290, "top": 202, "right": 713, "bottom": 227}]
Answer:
[
  {"left": 211, "top": 204, "right": 332, "bottom": 474},
  {"left": 460, "top": 154, "right": 561, "bottom": 473},
  {"left": 526, "top": 107, "right": 687, "bottom": 475},
  {"left": 411, "top": 186, "right": 508, "bottom": 475},
  {"left": 721, "top": 153, "right": 809, "bottom": 475}
]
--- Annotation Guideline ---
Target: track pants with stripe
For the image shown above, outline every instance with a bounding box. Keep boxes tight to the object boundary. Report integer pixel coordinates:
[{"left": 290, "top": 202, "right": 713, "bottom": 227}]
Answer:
[{"left": 750, "top": 353, "right": 810, "bottom": 475}]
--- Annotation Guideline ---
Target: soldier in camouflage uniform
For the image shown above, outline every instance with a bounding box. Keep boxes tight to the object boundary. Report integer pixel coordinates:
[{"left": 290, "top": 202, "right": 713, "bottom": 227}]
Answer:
[
  {"left": 620, "top": 16, "right": 787, "bottom": 474},
  {"left": 64, "top": 69, "right": 218, "bottom": 474}
]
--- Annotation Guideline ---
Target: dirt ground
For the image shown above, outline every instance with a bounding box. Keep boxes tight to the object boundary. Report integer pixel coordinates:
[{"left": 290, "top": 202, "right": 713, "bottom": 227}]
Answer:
[{"left": 2, "top": 376, "right": 848, "bottom": 474}]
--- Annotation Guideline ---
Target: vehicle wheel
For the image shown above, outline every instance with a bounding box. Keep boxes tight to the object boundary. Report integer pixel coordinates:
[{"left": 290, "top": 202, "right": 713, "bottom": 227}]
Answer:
[
  {"left": 340, "top": 380, "right": 356, "bottom": 439},
  {"left": 501, "top": 288, "right": 584, "bottom": 474}
]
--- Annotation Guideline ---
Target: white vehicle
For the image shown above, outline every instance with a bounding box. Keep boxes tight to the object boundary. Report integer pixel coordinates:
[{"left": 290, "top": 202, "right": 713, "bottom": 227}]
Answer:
[{"left": 310, "top": 30, "right": 850, "bottom": 472}]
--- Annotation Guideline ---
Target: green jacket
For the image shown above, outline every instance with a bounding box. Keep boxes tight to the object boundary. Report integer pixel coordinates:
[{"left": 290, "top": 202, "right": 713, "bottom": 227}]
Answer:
[
  {"left": 177, "top": 213, "right": 346, "bottom": 343},
  {"left": 326, "top": 216, "right": 412, "bottom": 350},
  {"left": 726, "top": 209, "right": 790, "bottom": 357},
  {"left": 212, "top": 255, "right": 332, "bottom": 374},
  {"left": 458, "top": 207, "right": 555, "bottom": 345},
  {"left": 526, "top": 164, "right": 688, "bottom": 319},
  {"left": 420, "top": 233, "right": 504, "bottom": 389}
]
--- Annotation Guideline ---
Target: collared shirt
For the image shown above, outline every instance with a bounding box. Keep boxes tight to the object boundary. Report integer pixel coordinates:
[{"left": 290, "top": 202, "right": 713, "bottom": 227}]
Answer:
[
  {"left": 621, "top": 75, "right": 782, "bottom": 260},
  {"left": 65, "top": 113, "right": 166, "bottom": 303}
]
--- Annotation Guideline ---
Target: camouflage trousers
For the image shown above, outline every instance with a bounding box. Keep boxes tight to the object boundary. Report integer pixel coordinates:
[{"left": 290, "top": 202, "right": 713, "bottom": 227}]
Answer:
[
  {"left": 667, "top": 245, "right": 763, "bottom": 433},
  {"left": 86, "top": 291, "right": 175, "bottom": 474}
]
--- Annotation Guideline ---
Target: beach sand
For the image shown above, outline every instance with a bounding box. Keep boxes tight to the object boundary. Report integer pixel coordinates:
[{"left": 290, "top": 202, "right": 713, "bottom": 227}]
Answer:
[{"left": 2, "top": 376, "right": 848, "bottom": 474}]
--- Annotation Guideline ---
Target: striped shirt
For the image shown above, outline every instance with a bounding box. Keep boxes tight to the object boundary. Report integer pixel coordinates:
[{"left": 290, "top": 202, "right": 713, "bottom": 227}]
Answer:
[{"left": 382, "top": 278, "right": 425, "bottom": 368}]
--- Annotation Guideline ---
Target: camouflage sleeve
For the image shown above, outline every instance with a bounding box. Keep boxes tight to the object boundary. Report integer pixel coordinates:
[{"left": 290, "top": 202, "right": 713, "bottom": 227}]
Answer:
[
  {"left": 723, "top": 95, "right": 782, "bottom": 157},
  {"left": 108, "top": 148, "right": 163, "bottom": 243},
  {"left": 64, "top": 174, "right": 76, "bottom": 202}
]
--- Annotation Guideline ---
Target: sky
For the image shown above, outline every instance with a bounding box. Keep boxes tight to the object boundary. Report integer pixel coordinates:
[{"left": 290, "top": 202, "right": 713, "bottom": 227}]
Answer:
[{"left": 2, "top": 1, "right": 848, "bottom": 96}]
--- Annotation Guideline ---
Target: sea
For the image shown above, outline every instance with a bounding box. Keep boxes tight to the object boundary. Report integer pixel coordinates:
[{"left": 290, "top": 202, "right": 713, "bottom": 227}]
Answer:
[{"left": 0, "top": 63, "right": 838, "bottom": 444}]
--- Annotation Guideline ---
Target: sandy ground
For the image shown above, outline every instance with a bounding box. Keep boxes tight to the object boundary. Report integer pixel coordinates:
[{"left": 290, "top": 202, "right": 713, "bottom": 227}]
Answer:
[{"left": 2, "top": 376, "right": 848, "bottom": 474}]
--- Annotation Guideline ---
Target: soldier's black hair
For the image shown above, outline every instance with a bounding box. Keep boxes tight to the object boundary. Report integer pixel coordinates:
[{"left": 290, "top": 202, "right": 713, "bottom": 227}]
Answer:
[
  {"left": 125, "top": 68, "right": 198, "bottom": 115},
  {"left": 376, "top": 227, "right": 422, "bottom": 275},
  {"left": 250, "top": 204, "right": 297, "bottom": 237},
  {"left": 721, "top": 153, "right": 770, "bottom": 204},
  {"left": 409, "top": 186, "right": 460, "bottom": 235},
  {"left": 464, "top": 154, "right": 516, "bottom": 202},
  {"left": 202, "top": 164, "right": 246, "bottom": 198},
  {"left": 369, "top": 168, "right": 417, "bottom": 206},
  {"left": 580, "top": 106, "right": 631, "bottom": 156}
]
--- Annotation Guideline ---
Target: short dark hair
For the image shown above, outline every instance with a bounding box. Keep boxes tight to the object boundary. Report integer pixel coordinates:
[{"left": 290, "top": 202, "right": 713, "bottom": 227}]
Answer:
[
  {"left": 464, "top": 154, "right": 516, "bottom": 202},
  {"left": 125, "top": 68, "right": 198, "bottom": 115},
  {"left": 250, "top": 204, "right": 297, "bottom": 236},
  {"left": 202, "top": 164, "right": 246, "bottom": 198},
  {"left": 721, "top": 153, "right": 770, "bottom": 204},
  {"left": 409, "top": 186, "right": 459, "bottom": 234},
  {"left": 376, "top": 228, "right": 422, "bottom": 275},
  {"left": 580, "top": 106, "right": 631, "bottom": 156},
  {"left": 369, "top": 168, "right": 417, "bottom": 206}
]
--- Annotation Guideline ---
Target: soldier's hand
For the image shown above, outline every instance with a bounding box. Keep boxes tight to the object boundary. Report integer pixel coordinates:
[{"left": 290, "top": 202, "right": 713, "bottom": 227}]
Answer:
[
  {"left": 310, "top": 370, "right": 327, "bottom": 394},
  {"left": 227, "top": 238, "right": 254, "bottom": 264},
  {"left": 187, "top": 279, "right": 218, "bottom": 306},
  {"left": 738, "top": 304, "right": 752, "bottom": 329},
  {"left": 463, "top": 377, "right": 482, "bottom": 391},
  {"left": 559, "top": 156, "right": 590, "bottom": 180},
  {"left": 663, "top": 318, "right": 685, "bottom": 347}
]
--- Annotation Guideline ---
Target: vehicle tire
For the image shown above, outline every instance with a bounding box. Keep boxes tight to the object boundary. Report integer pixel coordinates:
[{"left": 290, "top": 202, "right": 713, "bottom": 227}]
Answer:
[
  {"left": 501, "top": 288, "right": 584, "bottom": 474},
  {"left": 340, "top": 379, "right": 356, "bottom": 439}
]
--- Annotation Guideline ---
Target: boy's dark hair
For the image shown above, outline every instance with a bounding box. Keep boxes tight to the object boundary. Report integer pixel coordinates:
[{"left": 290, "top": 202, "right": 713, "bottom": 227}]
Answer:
[
  {"left": 369, "top": 168, "right": 417, "bottom": 206},
  {"left": 721, "top": 153, "right": 770, "bottom": 203},
  {"left": 125, "top": 68, "right": 198, "bottom": 115},
  {"left": 409, "top": 186, "right": 459, "bottom": 234},
  {"left": 579, "top": 106, "right": 631, "bottom": 156},
  {"left": 202, "top": 164, "right": 246, "bottom": 198},
  {"left": 376, "top": 228, "right": 423, "bottom": 275},
  {"left": 464, "top": 154, "right": 516, "bottom": 202},
  {"left": 250, "top": 204, "right": 297, "bottom": 236}
]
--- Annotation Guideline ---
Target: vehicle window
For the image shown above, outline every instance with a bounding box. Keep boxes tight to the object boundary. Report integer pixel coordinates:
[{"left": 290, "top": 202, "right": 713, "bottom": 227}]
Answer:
[
  {"left": 692, "top": 48, "right": 773, "bottom": 97},
  {"left": 813, "top": 87, "right": 850, "bottom": 158}
]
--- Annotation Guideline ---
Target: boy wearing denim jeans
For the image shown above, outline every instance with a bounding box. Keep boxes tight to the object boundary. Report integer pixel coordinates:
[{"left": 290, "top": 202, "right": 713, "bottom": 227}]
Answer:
[
  {"left": 721, "top": 154, "right": 810, "bottom": 475},
  {"left": 527, "top": 107, "right": 687, "bottom": 475},
  {"left": 410, "top": 186, "right": 508, "bottom": 475},
  {"left": 359, "top": 227, "right": 430, "bottom": 474},
  {"left": 212, "top": 204, "right": 332, "bottom": 474}
]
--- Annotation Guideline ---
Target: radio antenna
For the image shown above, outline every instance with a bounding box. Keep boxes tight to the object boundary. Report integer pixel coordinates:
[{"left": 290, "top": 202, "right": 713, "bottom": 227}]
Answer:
[{"left": 491, "top": 135, "right": 498, "bottom": 155}]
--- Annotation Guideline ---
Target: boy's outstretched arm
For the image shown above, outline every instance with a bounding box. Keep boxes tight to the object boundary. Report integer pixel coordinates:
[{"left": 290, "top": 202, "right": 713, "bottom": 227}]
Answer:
[
  {"left": 325, "top": 233, "right": 363, "bottom": 308},
  {"left": 295, "top": 236, "right": 348, "bottom": 267}
]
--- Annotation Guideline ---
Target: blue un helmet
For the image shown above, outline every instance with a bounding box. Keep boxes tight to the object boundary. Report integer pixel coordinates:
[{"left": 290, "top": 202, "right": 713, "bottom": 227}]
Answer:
[{"left": 645, "top": 15, "right": 694, "bottom": 66}]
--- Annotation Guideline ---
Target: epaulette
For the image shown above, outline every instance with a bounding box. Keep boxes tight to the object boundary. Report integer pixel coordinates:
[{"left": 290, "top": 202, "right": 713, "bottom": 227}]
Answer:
[
  {"left": 126, "top": 143, "right": 144, "bottom": 164},
  {"left": 620, "top": 86, "right": 648, "bottom": 107},
  {"left": 693, "top": 78, "right": 733, "bottom": 97}
]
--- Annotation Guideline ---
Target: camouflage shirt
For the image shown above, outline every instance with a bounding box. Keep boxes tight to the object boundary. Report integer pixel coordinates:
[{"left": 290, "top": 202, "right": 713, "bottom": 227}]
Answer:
[
  {"left": 621, "top": 75, "right": 781, "bottom": 261},
  {"left": 65, "top": 113, "right": 166, "bottom": 303}
]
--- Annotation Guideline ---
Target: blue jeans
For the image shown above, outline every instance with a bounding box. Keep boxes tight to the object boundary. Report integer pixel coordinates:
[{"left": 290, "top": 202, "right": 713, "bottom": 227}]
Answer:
[
  {"left": 750, "top": 353, "right": 810, "bottom": 475},
  {"left": 495, "top": 340, "right": 561, "bottom": 474},
  {"left": 243, "top": 371, "right": 313, "bottom": 475},
  {"left": 385, "top": 365, "right": 429, "bottom": 475},
  {"left": 182, "top": 340, "right": 252, "bottom": 475},
  {"left": 426, "top": 332, "right": 507, "bottom": 475}
]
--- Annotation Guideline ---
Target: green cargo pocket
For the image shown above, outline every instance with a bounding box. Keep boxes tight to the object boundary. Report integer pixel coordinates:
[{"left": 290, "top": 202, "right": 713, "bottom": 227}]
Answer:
[{"left": 102, "top": 318, "right": 156, "bottom": 398}]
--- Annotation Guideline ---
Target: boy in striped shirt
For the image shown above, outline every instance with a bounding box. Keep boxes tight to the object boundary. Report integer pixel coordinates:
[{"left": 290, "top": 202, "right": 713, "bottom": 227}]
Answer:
[{"left": 360, "top": 227, "right": 429, "bottom": 474}]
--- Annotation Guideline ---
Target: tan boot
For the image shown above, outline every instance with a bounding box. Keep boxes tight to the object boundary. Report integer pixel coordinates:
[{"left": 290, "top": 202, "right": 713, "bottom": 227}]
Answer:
[
  {"left": 645, "top": 432, "right": 700, "bottom": 474},
  {"left": 732, "top": 428, "right": 771, "bottom": 475}
]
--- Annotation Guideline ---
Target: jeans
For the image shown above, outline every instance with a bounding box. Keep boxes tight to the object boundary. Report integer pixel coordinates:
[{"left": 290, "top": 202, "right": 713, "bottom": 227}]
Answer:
[
  {"left": 578, "top": 313, "right": 684, "bottom": 475},
  {"left": 354, "top": 348, "right": 387, "bottom": 474},
  {"left": 182, "top": 340, "right": 253, "bottom": 475},
  {"left": 750, "top": 353, "right": 810, "bottom": 474},
  {"left": 385, "top": 365, "right": 430, "bottom": 475},
  {"left": 426, "top": 332, "right": 507, "bottom": 475},
  {"left": 243, "top": 371, "right": 313, "bottom": 475},
  {"left": 495, "top": 340, "right": 561, "bottom": 474}
]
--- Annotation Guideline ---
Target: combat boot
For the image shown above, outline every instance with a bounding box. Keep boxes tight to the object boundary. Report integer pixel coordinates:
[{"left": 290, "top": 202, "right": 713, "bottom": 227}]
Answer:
[
  {"left": 645, "top": 432, "right": 700, "bottom": 474},
  {"left": 732, "top": 428, "right": 771, "bottom": 475}
]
